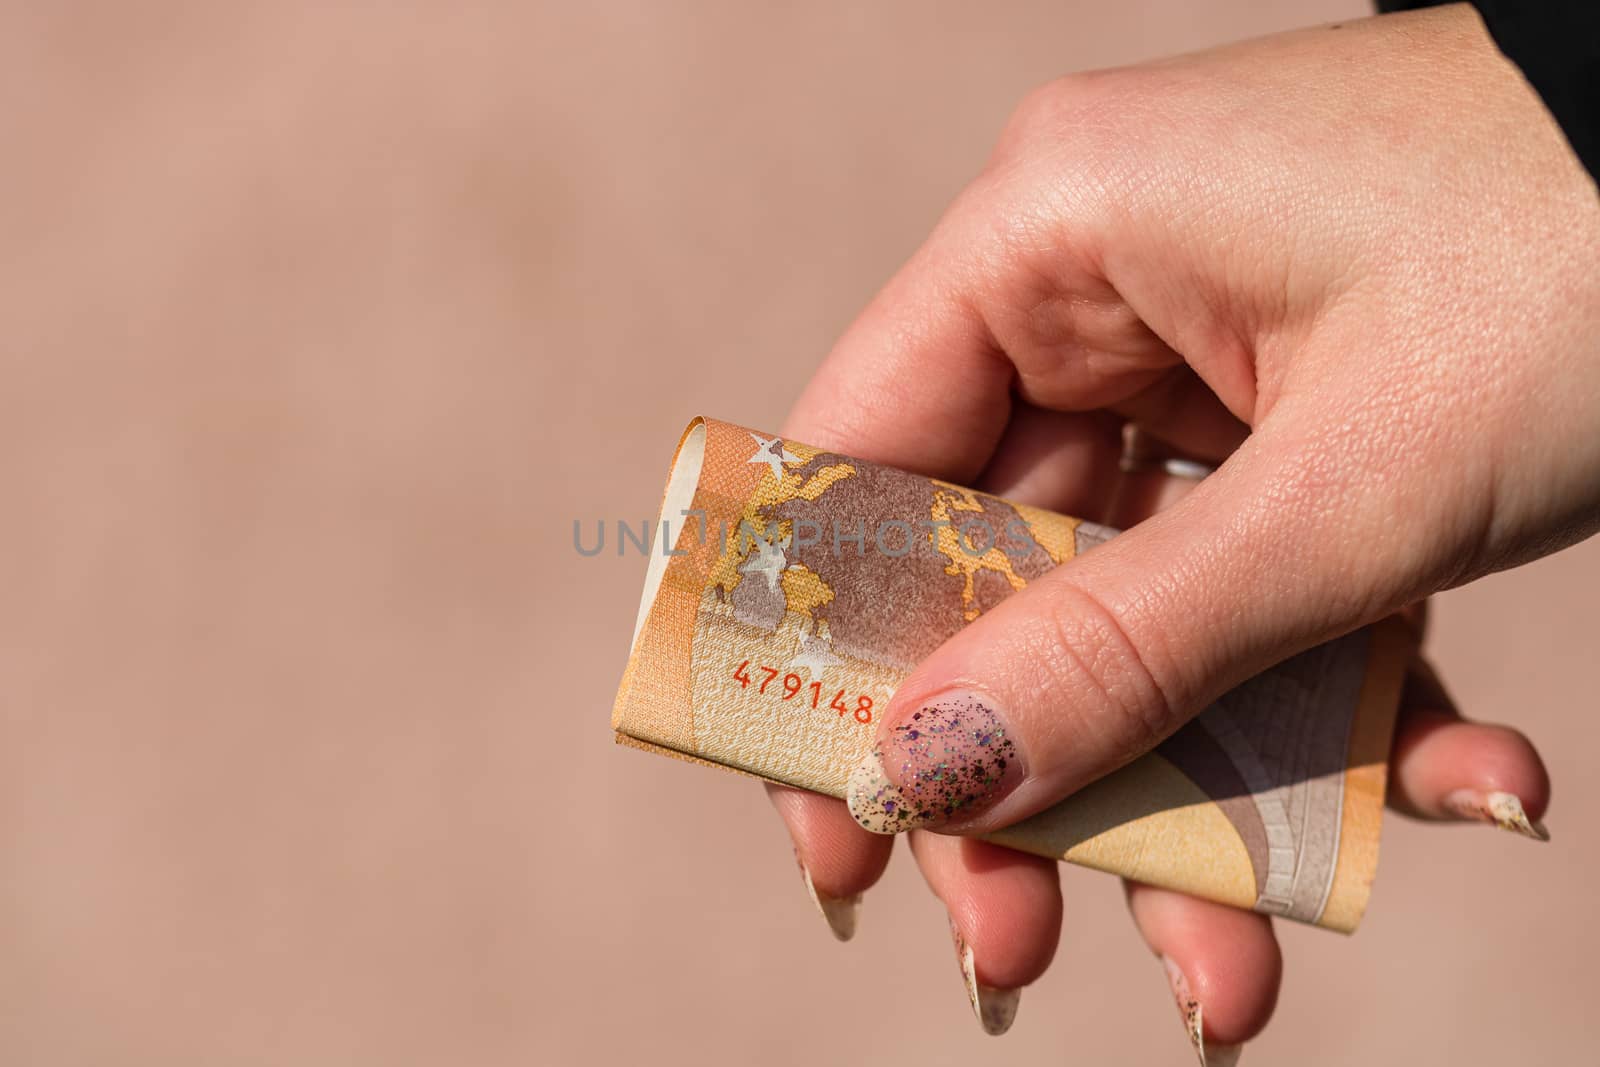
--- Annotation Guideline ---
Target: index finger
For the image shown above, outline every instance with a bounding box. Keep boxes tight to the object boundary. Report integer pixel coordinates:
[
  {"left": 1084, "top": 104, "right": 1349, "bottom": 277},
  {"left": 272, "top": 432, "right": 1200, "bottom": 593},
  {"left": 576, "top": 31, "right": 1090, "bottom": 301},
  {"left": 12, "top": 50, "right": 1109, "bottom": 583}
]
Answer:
[
  {"left": 779, "top": 161, "right": 1194, "bottom": 477},
  {"left": 779, "top": 213, "right": 1013, "bottom": 479}
]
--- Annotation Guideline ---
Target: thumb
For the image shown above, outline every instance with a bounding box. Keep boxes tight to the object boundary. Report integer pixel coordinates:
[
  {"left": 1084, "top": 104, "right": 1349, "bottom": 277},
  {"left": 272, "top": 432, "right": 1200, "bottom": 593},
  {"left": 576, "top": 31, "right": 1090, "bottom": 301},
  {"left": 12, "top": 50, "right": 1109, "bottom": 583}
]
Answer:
[{"left": 845, "top": 432, "right": 1402, "bottom": 835}]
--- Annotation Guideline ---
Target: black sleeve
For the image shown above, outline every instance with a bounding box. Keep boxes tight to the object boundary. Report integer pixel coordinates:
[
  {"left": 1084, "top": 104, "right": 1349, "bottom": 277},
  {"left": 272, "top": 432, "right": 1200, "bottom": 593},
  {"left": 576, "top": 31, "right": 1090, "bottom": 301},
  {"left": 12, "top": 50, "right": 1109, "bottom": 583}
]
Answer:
[{"left": 1377, "top": 1, "right": 1599, "bottom": 181}]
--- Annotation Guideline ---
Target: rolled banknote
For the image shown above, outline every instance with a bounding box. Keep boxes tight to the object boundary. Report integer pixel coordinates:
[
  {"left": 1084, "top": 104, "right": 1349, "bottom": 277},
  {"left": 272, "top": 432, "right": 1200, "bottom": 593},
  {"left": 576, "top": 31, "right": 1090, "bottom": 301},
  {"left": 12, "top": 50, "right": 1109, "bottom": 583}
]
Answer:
[{"left": 612, "top": 417, "right": 1411, "bottom": 932}]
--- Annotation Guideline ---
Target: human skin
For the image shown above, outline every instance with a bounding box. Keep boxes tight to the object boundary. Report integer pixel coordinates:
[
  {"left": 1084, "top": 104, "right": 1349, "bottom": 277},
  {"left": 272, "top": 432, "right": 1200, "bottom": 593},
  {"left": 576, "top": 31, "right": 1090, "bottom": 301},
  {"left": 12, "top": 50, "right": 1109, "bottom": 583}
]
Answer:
[{"left": 766, "top": 4, "right": 1597, "bottom": 1056}]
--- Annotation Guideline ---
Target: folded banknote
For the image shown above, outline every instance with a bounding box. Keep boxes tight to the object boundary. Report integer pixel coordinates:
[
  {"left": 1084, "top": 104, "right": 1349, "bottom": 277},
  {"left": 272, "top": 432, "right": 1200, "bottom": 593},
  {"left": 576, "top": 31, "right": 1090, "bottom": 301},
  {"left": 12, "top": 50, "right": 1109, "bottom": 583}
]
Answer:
[{"left": 612, "top": 417, "right": 1410, "bottom": 932}]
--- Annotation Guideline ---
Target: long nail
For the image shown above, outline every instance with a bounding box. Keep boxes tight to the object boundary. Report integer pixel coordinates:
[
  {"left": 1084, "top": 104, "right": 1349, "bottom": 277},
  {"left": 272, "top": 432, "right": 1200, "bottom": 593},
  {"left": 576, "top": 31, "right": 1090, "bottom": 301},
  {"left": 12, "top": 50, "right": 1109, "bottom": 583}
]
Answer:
[
  {"left": 1442, "top": 790, "right": 1549, "bottom": 842},
  {"left": 796, "top": 854, "right": 861, "bottom": 942},
  {"left": 846, "top": 693, "right": 1022, "bottom": 834},
  {"left": 1162, "top": 956, "right": 1241, "bottom": 1067},
  {"left": 951, "top": 916, "right": 1019, "bottom": 1036}
]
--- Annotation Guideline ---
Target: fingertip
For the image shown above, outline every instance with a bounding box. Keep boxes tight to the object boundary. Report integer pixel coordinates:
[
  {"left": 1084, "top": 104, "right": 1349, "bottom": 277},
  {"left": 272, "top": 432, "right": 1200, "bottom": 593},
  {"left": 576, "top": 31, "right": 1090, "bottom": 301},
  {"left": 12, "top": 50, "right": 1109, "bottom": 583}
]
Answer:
[
  {"left": 1126, "top": 883, "right": 1282, "bottom": 1047},
  {"left": 910, "top": 834, "right": 1063, "bottom": 989},
  {"left": 767, "top": 784, "right": 893, "bottom": 899},
  {"left": 1390, "top": 714, "right": 1552, "bottom": 824},
  {"left": 1180, "top": 933, "right": 1283, "bottom": 1046},
  {"left": 1467, "top": 722, "right": 1551, "bottom": 818}
]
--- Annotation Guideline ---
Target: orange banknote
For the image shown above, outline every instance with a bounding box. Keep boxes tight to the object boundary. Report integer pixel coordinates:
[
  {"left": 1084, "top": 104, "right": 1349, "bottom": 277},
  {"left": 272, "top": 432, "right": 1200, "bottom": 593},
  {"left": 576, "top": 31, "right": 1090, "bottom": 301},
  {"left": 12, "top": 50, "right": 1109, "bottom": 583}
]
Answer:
[{"left": 612, "top": 417, "right": 1410, "bottom": 931}]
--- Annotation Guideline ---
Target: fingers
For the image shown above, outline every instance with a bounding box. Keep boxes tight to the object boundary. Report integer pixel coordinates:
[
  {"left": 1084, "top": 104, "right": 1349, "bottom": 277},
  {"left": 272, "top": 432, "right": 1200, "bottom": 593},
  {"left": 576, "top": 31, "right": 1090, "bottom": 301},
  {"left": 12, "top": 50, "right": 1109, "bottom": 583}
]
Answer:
[
  {"left": 766, "top": 784, "right": 892, "bottom": 941},
  {"left": 1387, "top": 659, "right": 1551, "bottom": 839},
  {"left": 1114, "top": 646, "right": 1554, "bottom": 1067},
  {"left": 907, "top": 830, "right": 1062, "bottom": 1035},
  {"left": 1125, "top": 882, "right": 1281, "bottom": 1065},
  {"left": 779, "top": 98, "right": 1372, "bottom": 846},
  {"left": 778, "top": 204, "right": 1012, "bottom": 480}
]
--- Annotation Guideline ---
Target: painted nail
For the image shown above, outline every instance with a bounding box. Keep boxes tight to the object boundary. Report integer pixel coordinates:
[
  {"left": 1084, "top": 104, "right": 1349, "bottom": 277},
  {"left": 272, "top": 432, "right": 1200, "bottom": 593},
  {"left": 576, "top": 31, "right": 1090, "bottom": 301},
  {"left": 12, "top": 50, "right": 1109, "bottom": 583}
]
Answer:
[
  {"left": 951, "top": 916, "right": 1019, "bottom": 1036},
  {"left": 1442, "top": 790, "right": 1549, "bottom": 842},
  {"left": 796, "top": 852, "right": 861, "bottom": 942},
  {"left": 1162, "top": 956, "right": 1242, "bottom": 1067},
  {"left": 845, "top": 693, "right": 1021, "bottom": 834}
]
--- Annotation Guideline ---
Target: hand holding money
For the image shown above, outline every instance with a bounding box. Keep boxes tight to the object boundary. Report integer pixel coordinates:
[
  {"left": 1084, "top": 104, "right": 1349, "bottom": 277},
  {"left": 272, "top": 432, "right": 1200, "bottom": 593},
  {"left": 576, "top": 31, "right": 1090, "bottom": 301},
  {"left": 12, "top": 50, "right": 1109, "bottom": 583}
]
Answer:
[
  {"left": 761, "top": 8, "right": 1592, "bottom": 1057},
  {"left": 620, "top": 7, "right": 1594, "bottom": 1060},
  {"left": 616, "top": 415, "right": 1551, "bottom": 1054}
]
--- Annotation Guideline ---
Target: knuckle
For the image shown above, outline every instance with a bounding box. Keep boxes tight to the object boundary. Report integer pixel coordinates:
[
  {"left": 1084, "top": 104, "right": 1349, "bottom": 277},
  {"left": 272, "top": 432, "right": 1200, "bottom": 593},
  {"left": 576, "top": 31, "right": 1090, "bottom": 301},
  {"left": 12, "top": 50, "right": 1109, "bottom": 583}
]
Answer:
[
  {"left": 1025, "top": 578, "right": 1180, "bottom": 762},
  {"left": 990, "top": 71, "right": 1129, "bottom": 169},
  {"left": 995, "top": 79, "right": 1069, "bottom": 156}
]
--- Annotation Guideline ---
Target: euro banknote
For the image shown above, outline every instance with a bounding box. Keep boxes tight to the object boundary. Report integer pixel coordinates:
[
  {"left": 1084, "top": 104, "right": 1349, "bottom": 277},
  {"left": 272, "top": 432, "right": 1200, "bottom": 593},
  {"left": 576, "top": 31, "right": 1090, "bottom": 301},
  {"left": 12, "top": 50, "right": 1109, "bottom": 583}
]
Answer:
[{"left": 612, "top": 417, "right": 1410, "bottom": 931}]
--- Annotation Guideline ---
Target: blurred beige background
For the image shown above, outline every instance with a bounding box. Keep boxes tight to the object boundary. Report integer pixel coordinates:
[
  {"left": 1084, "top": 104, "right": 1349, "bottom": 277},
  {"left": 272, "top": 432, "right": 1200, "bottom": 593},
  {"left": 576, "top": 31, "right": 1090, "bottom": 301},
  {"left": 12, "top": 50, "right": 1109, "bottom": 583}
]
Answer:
[{"left": 1, "top": 2, "right": 1594, "bottom": 1064}]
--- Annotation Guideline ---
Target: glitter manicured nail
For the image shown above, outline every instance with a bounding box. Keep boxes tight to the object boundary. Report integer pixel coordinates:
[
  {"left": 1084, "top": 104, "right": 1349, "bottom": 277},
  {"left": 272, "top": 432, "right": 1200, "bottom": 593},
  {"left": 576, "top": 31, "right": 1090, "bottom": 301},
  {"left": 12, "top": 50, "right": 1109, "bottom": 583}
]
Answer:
[
  {"left": 951, "top": 916, "right": 1019, "bottom": 1036},
  {"left": 1162, "top": 956, "right": 1241, "bottom": 1067},
  {"left": 845, "top": 693, "right": 1021, "bottom": 834},
  {"left": 796, "top": 854, "right": 861, "bottom": 942},
  {"left": 1442, "top": 790, "right": 1549, "bottom": 841}
]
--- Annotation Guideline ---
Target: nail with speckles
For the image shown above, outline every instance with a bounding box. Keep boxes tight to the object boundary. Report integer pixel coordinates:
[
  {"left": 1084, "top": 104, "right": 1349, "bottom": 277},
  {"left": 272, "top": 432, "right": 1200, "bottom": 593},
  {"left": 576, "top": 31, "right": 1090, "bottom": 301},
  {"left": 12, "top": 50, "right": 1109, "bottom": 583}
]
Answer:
[
  {"left": 1162, "top": 956, "right": 1241, "bottom": 1067},
  {"left": 795, "top": 852, "right": 861, "bottom": 942},
  {"left": 1442, "top": 789, "right": 1550, "bottom": 841},
  {"left": 952, "top": 916, "right": 1019, "bottom": 1036},
  {"left": 845, "top": 692, "right": 1022, "bottom": 834}
]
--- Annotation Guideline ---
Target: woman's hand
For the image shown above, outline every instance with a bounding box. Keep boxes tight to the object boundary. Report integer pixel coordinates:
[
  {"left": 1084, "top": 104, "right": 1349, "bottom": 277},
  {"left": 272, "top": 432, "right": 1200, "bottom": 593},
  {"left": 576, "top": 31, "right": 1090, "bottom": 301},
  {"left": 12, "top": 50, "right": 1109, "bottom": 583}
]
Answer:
[{"left": 768, "top": 5, "right": 1593, "bottom": 1059}]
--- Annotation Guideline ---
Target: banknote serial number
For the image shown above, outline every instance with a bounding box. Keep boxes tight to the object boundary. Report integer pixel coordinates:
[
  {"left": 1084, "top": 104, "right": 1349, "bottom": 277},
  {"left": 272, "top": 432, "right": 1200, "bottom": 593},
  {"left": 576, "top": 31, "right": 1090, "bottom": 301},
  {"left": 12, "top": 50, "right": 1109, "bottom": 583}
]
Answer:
[{"left": 731, "top": 660, "right": 874, "bottom": 724}]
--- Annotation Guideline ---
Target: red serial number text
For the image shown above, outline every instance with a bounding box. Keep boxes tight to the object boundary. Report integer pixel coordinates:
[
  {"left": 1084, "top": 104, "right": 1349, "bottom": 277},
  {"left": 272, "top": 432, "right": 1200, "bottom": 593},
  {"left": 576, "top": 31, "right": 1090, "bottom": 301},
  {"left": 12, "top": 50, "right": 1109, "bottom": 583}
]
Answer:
[{"left": 731, "top": 660, "right": 873, "bottom": 724}]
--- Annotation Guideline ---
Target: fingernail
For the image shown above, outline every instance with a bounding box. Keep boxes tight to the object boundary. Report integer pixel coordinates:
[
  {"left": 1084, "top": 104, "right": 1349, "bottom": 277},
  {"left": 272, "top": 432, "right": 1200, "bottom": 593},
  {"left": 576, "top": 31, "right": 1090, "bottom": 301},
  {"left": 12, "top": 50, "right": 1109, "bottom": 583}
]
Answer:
[
  {"left": 796, "top": 853, "right": 861, "bottom": 942},
  {"left": 845, "top": 693, "right": 1021, "bottom": 834},
  {"left": 1442, "top": 789, "right": 1550, "bottom": 842},
  {"left": 951, "top": 916, "right": 1019, "bottom": 1036},
  {"left": 1162, "top": 956, "right": 1242, "bottom": 1067}
]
